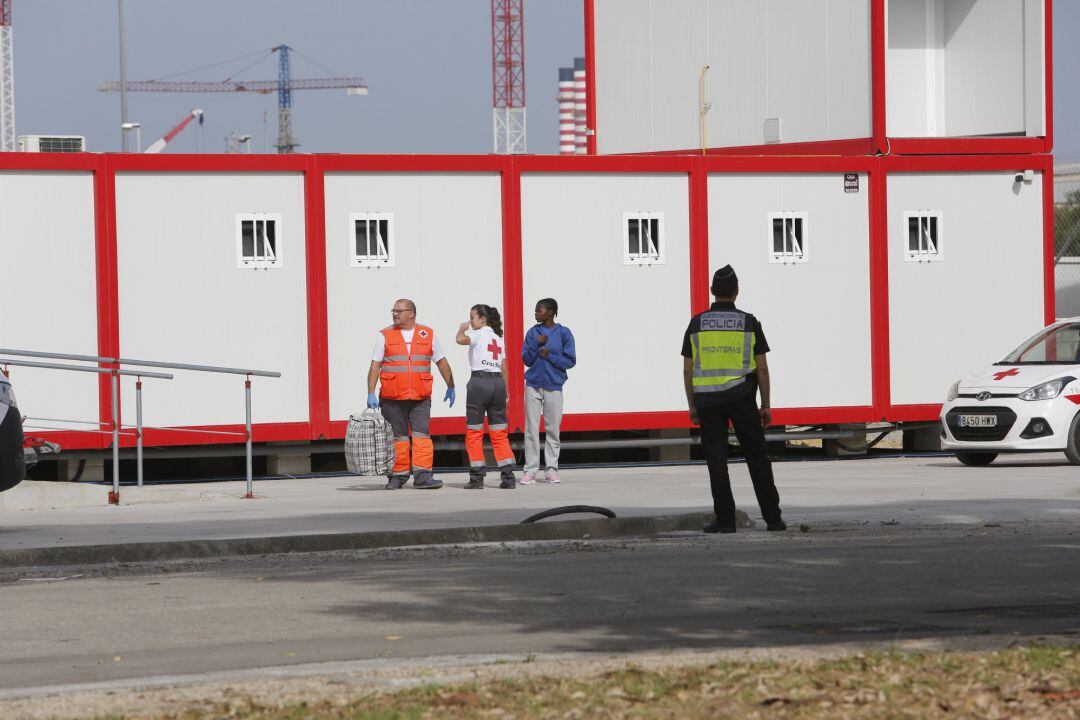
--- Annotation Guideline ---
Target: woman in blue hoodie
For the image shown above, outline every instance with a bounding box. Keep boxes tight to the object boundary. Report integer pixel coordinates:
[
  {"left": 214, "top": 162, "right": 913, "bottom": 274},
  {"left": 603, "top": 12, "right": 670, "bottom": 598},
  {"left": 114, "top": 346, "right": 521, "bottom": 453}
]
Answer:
[{"left": 521, "top": 298, "right": 576, "bottom": 484}]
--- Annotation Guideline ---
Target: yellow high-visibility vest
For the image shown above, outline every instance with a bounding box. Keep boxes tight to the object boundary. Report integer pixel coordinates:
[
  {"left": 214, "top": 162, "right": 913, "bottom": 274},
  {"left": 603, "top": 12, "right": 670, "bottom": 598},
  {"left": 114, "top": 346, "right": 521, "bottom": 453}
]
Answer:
[{"left": 690, "top": 311, "right": 756, "bottom": 397}]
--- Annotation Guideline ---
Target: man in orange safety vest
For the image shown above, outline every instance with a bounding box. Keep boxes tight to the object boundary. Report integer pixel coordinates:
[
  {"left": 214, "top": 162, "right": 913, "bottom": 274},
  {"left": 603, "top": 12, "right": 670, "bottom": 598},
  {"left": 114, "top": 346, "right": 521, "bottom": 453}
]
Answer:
[{"left": 367, "top": 299, "right": 457, "bottom": 489}]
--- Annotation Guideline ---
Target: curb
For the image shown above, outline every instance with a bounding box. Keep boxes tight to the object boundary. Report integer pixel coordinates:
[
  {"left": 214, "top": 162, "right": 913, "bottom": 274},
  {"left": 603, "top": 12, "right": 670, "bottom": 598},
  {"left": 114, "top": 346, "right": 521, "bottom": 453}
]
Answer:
[{"left": 0, "top": 510, "right": 752, "bottom": 569}]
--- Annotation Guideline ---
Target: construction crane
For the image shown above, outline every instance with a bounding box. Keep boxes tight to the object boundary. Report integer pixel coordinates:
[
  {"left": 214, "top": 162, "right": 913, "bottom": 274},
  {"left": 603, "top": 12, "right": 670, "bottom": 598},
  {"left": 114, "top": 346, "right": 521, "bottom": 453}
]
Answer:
[
  {"left": 0, "top": 0, "right": 14, "bottom": 152},
  {"left": 145, "top": 109, "right": 203, "bottom": 154},
  {"left": 100, "top": 45, "right": 367, "bottom": 153},
  {"left": 491, "top": 0, "right": 526, "bottom": 154}
]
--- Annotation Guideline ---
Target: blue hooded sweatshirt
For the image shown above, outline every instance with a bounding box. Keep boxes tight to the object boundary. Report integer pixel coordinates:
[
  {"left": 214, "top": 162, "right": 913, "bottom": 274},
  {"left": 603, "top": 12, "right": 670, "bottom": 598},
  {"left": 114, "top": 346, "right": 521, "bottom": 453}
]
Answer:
[{"left": 522, "top": 323, "right": 576, "bottom": 391}]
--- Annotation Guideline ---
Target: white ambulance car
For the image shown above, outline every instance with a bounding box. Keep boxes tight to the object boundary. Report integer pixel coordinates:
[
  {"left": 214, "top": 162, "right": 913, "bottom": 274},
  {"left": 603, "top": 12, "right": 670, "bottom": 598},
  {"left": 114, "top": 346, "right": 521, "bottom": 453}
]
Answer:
[{"left": 941, "top": 320, "right": 1080, "bottom": 466}]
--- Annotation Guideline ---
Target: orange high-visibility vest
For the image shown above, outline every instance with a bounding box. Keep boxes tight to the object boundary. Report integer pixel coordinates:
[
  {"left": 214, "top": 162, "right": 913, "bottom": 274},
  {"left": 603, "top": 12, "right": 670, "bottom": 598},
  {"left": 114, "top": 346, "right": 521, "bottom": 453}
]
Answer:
[{"left": 379, "top": 325, "right": 435, "bottom": 400}]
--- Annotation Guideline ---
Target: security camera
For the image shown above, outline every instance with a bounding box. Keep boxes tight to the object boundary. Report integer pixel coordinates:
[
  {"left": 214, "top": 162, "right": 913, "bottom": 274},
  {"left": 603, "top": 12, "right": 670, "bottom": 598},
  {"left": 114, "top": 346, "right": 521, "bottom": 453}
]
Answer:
[
  {"left": 1014, "top": 170, "right": 1034, "bottom": 184},
  {"left": 1014, "top": 172, "right": 1024, "bottom": 183}
]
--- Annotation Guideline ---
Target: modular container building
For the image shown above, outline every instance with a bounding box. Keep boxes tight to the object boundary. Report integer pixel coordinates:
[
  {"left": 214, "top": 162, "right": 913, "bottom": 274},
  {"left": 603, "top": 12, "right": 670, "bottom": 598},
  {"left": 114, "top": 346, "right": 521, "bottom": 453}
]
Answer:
[
  {"left": 0, "top": 0, "right": 1054, "bottom": 455},
  {"left": 0, "top": 151, "right": 1052, "bottom": 451},
  {"left": 586, "top": 0, "right": 1051, "bottom": 156}
]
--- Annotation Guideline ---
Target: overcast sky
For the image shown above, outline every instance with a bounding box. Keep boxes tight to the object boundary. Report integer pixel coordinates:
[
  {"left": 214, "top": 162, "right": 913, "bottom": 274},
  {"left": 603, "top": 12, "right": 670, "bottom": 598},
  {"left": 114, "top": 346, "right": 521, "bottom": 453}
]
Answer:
[
  {"left": 12, "top": 0, "right": 583, "bottom": 154},
  {"left": 9, "top": 1, "right": 1079, "bottom": 156}
]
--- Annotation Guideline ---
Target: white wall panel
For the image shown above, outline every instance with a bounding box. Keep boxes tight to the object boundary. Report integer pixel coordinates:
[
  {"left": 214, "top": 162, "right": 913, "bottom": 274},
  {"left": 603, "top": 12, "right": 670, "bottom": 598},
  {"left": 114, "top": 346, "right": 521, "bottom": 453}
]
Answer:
[
  {"left": 520, "top": 174, "right": 690, "bottom": 414},
  {"left": 324, "top": 173, "right": 503, "bottom": 421},
  {"left": 595, "top": 0, "right": 870, "bottom": 154},
  {"left": 1022, "top": 0, "right": 1046, "bottom": 136},
  {"left": 887, "top": 172, "right": 1044, "bottom": 405},
  {"left": 887, "top": 0, "right": 933, "bottom": 137},
  {"left": 707, "top": 174, "right": 872, "bottom": 408},
  {"left": 825, "top": 0, "right": 874, "bottom": 140},
  {"left": 115, "top": 173, "right": 309, "bottom": 428},
  {"left": 594, "top": 0, "right": 656, "bottom": 154},
  {"left": 0, "top": 172, "right": 99, "bottom": 430},
  {"left": 889, "top": 0, "right": 1039, "bottom": 138},
  {"left": 650, "top": 1, "right": 708, "bottom": 151},
  {"left": 943, "top": 0, "right": 1025, "bottom": 136},
  {"left": 765, "top": 0, "right": 830, "bottom": 144},
  {"left": 706, "top": 0, "right": 767, "bottom": 148}
]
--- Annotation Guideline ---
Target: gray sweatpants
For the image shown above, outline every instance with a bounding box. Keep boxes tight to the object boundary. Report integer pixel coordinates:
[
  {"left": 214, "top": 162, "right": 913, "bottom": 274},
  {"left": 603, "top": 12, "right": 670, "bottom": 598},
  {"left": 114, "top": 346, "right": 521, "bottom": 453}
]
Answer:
[{"left": 524, "top": 385, "right": 563, "bottom": 474}]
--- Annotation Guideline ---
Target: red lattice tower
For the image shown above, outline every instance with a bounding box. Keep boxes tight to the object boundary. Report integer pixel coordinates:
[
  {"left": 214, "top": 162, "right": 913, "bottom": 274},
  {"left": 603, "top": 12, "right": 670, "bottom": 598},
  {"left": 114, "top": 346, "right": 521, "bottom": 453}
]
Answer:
[
  {"left": 0, "top": 0, "right": 13, "bottom": 152},
  {"left": 491, "top": 0, "right": 526, "bottom": 154}
]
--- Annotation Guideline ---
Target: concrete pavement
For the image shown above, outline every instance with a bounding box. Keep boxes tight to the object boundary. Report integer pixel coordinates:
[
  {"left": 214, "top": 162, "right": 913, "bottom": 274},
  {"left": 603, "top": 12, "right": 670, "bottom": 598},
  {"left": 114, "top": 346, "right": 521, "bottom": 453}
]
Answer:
[{"left": 0, "top": 452, "right": 1078, "bottom": 564}]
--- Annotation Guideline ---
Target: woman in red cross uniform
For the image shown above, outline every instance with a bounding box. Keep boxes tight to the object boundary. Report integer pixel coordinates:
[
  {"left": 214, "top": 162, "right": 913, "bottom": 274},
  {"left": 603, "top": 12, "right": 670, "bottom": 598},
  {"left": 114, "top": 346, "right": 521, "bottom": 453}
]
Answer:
[{"left": 455, "top": 304, "right": 516, "bottom": 489}]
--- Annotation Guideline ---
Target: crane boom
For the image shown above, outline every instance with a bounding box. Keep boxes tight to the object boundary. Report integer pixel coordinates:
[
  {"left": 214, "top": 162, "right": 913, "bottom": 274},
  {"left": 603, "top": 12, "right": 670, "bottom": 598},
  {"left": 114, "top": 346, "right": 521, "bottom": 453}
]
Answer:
[
  {"left": 98, "top": 78, "right": 368, "bottom": 94},
  {"left": 144, "top": 108, "right": 203, "bottom": 154},
  {"left": 99, "top": 44, "right": 368, "bottom": 153}
]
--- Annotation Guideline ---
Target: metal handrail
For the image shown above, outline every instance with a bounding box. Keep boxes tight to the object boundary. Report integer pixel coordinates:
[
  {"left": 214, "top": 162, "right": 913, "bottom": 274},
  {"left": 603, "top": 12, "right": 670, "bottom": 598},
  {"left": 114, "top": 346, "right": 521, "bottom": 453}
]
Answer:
[
  {"left": 0, "top": 348, "right": 115, "bottom": 364},
  {"left": 0, "top": 358, "right": 173, "bottom": 379},
  {"left": 2, "top": 348, "right": 280, "bottom": 502},
  {"left": 1, "top": 357, "right": 172, "bottom": 501},
  {"left": 117, "top": 358, "right": 280, "bottom": 378},
  {"left": 23, "top": 425, "right": 139, "bottom": 437},
  {"left": 24, "top": 416, "right": 126, "bottom": 427},
  {"left": 0, "top": 348, "right": 280, "bottom": 378},
  {"left": 122, "top": 424, "right": 245, "bottom": 437}
]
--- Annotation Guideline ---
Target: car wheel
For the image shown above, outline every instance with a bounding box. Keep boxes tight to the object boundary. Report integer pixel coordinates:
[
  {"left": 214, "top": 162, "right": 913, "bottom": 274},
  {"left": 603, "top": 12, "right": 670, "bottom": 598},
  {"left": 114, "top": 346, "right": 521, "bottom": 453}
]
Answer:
[
  {"left": 955, "top": 451, "right": 997, "bottom": 466},
  {"left": 1064, "top": 413, "right": 1080, "bottom": 465}
]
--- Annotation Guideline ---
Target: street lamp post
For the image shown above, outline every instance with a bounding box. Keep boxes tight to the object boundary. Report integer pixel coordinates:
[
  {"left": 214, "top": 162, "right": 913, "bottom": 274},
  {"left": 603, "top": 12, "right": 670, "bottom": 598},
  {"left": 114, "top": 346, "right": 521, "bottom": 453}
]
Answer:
[
  {"left": 117, "top": 0, "right": 129, "bottom": 152},
  {"left": 121, "top": 122, "right": 141, "bottom": 153}
]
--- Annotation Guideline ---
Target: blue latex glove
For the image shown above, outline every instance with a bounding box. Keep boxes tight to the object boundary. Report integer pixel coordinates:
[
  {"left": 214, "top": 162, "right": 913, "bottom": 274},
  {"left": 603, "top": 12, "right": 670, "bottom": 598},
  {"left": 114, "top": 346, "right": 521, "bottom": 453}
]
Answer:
[
  {"left": 367, "top": 392, "right": 380, "bottom": 409},
  {"left": 444, "top": 387, "right": 456, "bottom": 407}
]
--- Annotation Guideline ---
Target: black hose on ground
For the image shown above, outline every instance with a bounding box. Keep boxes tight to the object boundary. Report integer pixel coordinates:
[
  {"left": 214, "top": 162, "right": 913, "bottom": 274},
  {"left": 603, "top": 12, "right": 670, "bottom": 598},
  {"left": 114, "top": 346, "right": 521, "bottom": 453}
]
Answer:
[{"left": 521, "top": 505, "right": 616, "bottom": 524}]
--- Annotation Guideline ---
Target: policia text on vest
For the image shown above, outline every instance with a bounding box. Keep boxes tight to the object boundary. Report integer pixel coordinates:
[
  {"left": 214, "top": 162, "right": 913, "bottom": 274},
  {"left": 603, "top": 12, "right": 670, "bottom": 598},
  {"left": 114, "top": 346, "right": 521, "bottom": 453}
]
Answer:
[{"left": 682, "top": 266, "right": 786, "bottom": 534}]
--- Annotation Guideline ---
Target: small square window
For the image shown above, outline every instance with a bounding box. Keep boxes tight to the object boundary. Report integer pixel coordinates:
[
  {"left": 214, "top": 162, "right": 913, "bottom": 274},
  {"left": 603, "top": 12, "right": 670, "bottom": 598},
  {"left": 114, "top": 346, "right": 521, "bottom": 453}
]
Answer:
[
  {"left": 236, "top": 213, "right": 283, "bottom": 269},
  {"left": 624, "top": 212, "right": 665, "bottom": 266},
  {"left": 904, "top": 211, "right": 943, "bottom": 262},
  {"left": 350, "top": 213, "right": 396, "bottom": 268},
  {"left": 767, "top": 212, "right": 808, "bottom": 264}
]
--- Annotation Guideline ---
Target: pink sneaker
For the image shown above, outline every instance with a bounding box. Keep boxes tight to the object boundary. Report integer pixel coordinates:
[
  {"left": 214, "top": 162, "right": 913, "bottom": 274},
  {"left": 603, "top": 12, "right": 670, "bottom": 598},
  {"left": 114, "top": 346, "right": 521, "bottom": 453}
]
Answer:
[
  {"left": 545, "top": 469, "right": 560, "bottom": 484},
  {"left": 520, "top": 473, "right": 536, "bottom": 485}
]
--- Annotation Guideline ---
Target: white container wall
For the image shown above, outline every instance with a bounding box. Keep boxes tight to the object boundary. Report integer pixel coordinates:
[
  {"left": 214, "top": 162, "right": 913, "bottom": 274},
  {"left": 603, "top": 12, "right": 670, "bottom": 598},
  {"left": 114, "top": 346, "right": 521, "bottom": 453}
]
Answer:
[
  {"left": 593, "top": 0, "right": 872, "bottom": 154},
  {"left": 0, "top": 172, "right": 100, "bottom": 431},
  {"left": 114, "top": 173, "right": 310, "bottom": 428},
  {"left": 887, "top": 171, "right": 1045, "bottom": 406},
  {"left": 519, "top": 173, "right": 690, "bottom": 415},
  {"left": 887, "top": 0, "right": 1045, "bottom": 138},
  {"left": 323, "top": 173, "right": 504, "bottom": 421},
  {"left": 707, "top": 173, "right": 873, "bottom": 409}
]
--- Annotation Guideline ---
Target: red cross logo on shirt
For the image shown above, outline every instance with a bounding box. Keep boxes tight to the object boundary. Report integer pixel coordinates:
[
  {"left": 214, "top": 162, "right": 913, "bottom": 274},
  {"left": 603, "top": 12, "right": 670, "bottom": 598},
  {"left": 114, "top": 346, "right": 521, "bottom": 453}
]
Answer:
[
  {"left": 993, "top": 368, "right": 1020, "bottom": 381},
  {"left": 488, "top": 340, "right": 503, "bottom": 361}
]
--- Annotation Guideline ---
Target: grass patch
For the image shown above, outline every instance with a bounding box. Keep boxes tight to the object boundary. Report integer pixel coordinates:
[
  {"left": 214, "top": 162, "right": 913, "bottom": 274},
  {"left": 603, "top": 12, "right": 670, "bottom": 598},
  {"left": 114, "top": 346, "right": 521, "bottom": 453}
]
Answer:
[{"left": 100, "top": 645, "right": 1080, "bottom": 719}]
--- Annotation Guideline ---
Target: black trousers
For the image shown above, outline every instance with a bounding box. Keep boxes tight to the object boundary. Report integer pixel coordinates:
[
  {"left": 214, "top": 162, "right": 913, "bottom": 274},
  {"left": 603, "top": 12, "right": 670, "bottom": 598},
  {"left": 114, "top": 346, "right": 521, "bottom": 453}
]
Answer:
[{"left": 698, "top": 392, "right": 783, "bottom": 527}]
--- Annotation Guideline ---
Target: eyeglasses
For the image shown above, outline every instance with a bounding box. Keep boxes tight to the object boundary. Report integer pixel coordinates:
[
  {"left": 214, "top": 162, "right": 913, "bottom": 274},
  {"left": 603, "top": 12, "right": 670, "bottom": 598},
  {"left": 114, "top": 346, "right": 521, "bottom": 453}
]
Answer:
[{"left": 391, "top": 308, "right": 412, "bottom": 315}]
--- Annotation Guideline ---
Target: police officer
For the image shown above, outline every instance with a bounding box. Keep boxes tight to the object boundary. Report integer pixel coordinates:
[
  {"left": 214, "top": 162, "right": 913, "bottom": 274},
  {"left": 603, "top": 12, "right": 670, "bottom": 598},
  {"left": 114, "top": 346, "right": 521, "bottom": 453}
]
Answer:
[{"left": 681, "top": 266, "right": 786, "bottom": 533}]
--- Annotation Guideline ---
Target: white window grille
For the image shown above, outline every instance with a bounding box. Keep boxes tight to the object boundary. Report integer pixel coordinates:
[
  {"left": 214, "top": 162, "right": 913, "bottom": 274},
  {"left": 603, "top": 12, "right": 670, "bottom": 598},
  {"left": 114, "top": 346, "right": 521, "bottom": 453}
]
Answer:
[
  {"left": 236, "top": 213, "right": 282, "bottom": 269},
  {"left": 904, "top": 211, "right": 943, "bottom": 263},
  {"left": 768, "top": 212, "right": 808, "bottom": 264},
  {"left": 624, "top": 212, "right": 665, "bottom": 266},
  {"left": 350, "top": 213, "right": 395, "bottom": 268}
]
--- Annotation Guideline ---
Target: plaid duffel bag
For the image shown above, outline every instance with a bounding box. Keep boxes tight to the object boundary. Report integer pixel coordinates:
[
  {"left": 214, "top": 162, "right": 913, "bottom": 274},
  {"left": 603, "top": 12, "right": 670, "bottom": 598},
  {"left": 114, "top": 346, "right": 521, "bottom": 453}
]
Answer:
[{"left": 345, "top": 409, "right": 395, "bottom": 476}]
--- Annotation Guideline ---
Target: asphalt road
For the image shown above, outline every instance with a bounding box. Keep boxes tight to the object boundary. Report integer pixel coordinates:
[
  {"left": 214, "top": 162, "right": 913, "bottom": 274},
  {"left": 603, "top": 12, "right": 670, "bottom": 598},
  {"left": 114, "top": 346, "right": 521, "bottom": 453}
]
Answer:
[{"left": 2, "top": 521, "right": 1079, "bottom": 693}]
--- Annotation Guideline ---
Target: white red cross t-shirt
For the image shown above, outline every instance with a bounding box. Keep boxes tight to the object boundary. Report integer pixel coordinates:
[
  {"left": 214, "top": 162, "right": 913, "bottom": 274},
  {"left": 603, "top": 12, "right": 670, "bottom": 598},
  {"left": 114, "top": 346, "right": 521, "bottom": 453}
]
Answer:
[{"left": 465, "top": 326, "right": 505, "bottom": 373}]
